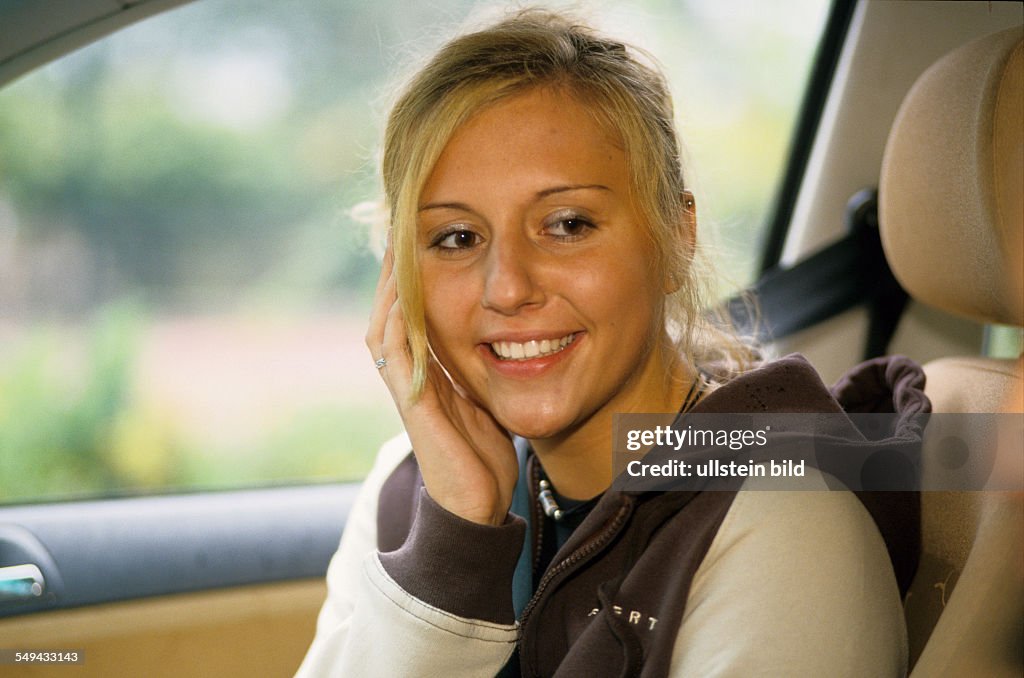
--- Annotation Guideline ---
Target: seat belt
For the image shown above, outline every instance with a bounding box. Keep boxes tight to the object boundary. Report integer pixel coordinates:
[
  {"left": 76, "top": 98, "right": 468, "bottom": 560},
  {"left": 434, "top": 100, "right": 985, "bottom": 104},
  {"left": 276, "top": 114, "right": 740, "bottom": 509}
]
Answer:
[{"left": 726, "top": 188, "right": 909, "bottom": 360}]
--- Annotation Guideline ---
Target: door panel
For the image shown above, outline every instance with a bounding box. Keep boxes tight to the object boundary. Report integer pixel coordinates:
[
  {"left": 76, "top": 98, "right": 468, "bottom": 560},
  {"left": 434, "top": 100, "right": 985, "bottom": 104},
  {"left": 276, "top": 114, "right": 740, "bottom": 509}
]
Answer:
[
  {"left": 0, "top": 579, "right": 325, "bottom": 677},
  {"left": 0, "top": 486, "right": 354, "bottom": 675}
]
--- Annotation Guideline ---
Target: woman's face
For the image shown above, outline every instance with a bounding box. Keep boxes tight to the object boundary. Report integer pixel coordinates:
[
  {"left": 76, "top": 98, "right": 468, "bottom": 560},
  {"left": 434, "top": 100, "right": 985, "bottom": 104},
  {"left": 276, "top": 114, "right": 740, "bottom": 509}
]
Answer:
[{"left": 417, "top": 86, "right": 678, "bottom": 441}]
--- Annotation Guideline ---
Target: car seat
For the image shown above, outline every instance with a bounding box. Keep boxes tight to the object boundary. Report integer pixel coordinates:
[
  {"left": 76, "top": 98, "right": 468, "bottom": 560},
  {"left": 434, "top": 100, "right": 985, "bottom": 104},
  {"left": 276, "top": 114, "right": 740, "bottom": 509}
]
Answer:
[{"left": 878, "top": 24, "right": 1023, "bottom": 677}]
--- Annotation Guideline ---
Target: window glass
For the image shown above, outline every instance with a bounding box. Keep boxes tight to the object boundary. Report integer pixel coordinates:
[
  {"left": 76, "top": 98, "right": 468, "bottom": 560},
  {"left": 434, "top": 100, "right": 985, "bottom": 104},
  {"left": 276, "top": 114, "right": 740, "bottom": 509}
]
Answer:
[{"left": 0, "top": 0, "right": 829, "bottom": 503}]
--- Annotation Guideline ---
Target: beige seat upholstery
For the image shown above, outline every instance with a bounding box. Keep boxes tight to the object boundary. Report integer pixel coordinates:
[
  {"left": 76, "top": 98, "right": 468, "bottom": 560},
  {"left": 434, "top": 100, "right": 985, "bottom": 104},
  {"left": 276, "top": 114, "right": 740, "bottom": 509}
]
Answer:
[{"left": 879, "top": 23, "right": 1023, "bottom": 677}]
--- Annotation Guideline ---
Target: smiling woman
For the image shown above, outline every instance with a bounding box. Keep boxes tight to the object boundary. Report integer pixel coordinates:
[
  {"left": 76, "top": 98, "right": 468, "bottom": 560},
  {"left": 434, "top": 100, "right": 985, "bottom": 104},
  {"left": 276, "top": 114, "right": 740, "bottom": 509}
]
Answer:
[
  {"left": 297, "top": 8, "right": 925, "bottom": 677},
  {"left": 417, "top": 88, "right": 688, "bottom": 497}
]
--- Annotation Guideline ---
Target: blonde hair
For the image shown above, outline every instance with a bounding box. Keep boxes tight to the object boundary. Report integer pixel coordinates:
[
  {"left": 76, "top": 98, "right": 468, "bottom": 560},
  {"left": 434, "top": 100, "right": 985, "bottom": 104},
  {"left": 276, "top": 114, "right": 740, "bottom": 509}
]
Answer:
[{"left": 382, "top": 8, "right": 758, "bottom": 394}]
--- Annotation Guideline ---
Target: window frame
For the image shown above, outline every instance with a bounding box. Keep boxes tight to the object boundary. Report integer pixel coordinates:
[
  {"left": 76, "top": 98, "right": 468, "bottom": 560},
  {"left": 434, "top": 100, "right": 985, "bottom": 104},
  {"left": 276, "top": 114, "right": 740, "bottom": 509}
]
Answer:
[{"left": 757, "top": 0, "right": 851, "bottom": 275}]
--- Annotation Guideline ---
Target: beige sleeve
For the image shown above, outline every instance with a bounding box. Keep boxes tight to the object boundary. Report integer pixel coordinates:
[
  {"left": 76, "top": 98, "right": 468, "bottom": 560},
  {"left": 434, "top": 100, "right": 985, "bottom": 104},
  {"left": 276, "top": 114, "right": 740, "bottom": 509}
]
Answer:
[
  {"left": 670, "top": 470, "right": 908, "bottom": 677},
  {"left": 295, "top": 433, "right": 518, "bottom": 678}
]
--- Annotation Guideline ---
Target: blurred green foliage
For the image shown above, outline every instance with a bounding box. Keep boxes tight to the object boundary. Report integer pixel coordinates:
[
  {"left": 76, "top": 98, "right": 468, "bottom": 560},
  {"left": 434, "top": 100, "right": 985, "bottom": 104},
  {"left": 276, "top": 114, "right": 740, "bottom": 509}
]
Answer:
[
  {"left": 0, "top": 45, "right": 380, "bottom": 312},
  {"left": 0, "top": 302, "right": 391, "bottom": 503},
  {"left": 0, "top": 303, "right": 152, "bottom": 500}
]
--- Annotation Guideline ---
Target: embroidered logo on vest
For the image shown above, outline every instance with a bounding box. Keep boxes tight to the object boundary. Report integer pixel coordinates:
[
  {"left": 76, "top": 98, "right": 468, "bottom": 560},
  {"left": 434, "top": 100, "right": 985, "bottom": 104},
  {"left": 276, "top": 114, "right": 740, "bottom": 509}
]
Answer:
[{"left": 588, "top": 604, "right": 658, "bottom": 631}]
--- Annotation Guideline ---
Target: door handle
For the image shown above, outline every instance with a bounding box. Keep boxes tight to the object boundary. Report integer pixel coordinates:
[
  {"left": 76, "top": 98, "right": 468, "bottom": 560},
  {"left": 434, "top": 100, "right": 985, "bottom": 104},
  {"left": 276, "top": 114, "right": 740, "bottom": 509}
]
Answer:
[
  {"left": 0, "top": 524, "right": 62, "bottom": 615},
  {"left": 0, "top": 563, "right": 45, "bottom": 602}
]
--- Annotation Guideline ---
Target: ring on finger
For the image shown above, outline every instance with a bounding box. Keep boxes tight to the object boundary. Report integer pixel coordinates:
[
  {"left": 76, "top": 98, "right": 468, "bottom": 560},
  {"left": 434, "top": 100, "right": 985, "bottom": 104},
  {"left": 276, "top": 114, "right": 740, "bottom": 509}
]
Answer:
[{"left": 374, "top": 357, "right": 388, "bottom": 370}]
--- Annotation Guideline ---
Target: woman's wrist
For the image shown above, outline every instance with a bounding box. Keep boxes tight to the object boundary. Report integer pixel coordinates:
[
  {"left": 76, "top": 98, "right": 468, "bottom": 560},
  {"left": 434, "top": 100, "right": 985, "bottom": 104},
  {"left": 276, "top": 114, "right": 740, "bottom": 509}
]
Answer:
[{"left": 379, "top": 488, "right": 526, "bottom": 624}]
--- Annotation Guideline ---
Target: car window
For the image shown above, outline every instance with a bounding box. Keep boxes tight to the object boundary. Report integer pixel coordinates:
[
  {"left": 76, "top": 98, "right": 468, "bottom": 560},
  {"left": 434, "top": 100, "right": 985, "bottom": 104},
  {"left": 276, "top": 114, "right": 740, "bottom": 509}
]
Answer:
[{"left": 0, "top": 0, "right": 830, "bottom": 503}]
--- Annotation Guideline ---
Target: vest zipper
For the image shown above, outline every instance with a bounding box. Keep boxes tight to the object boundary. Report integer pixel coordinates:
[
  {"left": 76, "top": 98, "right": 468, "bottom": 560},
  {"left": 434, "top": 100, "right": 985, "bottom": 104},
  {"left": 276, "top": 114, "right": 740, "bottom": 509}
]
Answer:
[
  {"left": 529, "top": 457, "right": 545, "bottom": 577},
  {"left": 519, "top": 494, "right": 635, "bottom": 631}
]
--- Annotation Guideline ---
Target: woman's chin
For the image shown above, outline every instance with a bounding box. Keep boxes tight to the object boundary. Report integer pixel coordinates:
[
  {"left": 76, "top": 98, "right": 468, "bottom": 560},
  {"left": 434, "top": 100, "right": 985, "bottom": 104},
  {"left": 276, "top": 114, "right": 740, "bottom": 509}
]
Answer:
[{"left": 495, "top": 409, "right": 573, "bottom": 442}]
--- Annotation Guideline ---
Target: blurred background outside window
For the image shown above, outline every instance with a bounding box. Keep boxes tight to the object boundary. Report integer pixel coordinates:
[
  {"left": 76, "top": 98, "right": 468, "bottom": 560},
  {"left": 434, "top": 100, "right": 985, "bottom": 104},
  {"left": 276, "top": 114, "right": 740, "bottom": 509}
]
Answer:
[{"left": 0, "top": 0, "right": 829, "bottom": 503}]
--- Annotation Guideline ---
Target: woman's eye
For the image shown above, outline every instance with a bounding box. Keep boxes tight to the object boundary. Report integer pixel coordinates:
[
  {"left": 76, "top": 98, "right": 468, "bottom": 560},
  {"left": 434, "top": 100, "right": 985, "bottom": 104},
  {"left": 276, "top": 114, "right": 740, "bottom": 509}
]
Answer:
[
  {"left": 432, "top": 228, "right": 479, "bottom": 250},
  {"left": 546, "top": 216, "right": 594, "bottom": 239}
]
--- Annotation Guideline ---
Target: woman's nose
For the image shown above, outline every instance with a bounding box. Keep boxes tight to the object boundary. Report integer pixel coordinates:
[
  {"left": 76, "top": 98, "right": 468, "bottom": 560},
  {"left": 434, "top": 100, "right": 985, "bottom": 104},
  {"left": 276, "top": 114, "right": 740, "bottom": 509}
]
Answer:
[{"left": 481, "top": 237, "right": 542, "bottom": 315}]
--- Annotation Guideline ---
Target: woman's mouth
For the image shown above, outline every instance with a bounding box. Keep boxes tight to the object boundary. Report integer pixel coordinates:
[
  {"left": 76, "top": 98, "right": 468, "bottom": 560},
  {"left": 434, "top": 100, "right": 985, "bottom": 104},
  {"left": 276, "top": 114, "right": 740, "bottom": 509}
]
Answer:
[{"left": 489, "top": 332, "right": 577, "bottom": 361}]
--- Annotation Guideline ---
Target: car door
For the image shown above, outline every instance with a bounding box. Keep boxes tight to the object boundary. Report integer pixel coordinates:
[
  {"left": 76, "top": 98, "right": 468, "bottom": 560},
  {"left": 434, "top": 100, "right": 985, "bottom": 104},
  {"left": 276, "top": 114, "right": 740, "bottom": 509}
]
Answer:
[{"left": 0, "top": 2, "right": 390, "bottom": 675}]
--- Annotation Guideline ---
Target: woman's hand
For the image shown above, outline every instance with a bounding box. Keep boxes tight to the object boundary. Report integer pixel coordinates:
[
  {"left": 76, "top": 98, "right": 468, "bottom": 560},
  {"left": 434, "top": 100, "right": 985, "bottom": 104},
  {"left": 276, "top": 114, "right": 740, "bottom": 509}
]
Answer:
[{"left": 366, "top": 242, "right": 518, "bottom": 526}]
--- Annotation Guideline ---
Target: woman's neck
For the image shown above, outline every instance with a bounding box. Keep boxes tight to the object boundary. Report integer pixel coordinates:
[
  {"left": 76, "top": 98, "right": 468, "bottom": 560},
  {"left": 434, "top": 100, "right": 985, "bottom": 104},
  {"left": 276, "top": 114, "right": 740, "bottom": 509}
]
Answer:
[{"left": 530, "top": 341, "right": 694, "bottom": 500}]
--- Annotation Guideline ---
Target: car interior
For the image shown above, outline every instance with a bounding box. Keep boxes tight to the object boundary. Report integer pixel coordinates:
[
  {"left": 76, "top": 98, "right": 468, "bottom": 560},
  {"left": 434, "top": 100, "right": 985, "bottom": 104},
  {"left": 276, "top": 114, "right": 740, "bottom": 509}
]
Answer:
[{"left": 0, "top": 1, "right": 1021, "bottom": 676}]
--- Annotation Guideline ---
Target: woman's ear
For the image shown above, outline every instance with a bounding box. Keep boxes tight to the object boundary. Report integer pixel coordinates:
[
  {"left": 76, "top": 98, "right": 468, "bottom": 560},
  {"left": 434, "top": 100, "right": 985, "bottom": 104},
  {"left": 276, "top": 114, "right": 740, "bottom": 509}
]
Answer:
[
  {"left": 664, "top": 190, "right": 697, "bottom": 294},
  {"left": 681, "top": 190, "right": 697, "bottom": 253}
]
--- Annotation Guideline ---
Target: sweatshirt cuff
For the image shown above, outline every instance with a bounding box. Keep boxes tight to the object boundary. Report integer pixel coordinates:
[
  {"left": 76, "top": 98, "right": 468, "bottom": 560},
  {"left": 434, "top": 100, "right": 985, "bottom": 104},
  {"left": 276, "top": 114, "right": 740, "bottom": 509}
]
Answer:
[{"left": 378, "top": 487, "right": 526, "bottom": 624}]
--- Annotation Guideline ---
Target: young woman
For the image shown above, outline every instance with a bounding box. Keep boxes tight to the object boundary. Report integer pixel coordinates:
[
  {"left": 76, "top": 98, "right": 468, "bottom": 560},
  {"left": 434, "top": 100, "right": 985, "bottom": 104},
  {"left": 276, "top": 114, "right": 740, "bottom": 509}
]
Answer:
[{"left": 298, "top": 9, "right": 926, "bottom": 677}]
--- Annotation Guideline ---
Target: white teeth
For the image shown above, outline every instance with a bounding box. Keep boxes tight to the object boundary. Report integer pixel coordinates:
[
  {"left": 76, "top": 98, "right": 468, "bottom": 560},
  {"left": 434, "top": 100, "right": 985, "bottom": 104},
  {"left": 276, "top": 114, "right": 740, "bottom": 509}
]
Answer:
[{"left": 490, "top": 333, "right": 576, "bottom": 361}]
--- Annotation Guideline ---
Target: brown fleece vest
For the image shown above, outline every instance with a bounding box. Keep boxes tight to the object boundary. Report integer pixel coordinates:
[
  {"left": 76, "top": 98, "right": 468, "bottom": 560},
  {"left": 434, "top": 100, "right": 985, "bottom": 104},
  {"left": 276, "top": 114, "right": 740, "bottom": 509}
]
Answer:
[
  {"left": 374, "top": 355, "right": 924, "bottom": 677},
  {"left": 378, "top": 456, "right": 739, "bottom": 677}
]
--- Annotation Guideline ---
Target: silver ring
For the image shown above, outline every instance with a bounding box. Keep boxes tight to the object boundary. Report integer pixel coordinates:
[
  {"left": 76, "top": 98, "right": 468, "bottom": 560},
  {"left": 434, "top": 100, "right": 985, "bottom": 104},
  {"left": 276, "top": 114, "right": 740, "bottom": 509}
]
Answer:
[{"left": 374, "top": 357, "right": 387, "bottom": 370}]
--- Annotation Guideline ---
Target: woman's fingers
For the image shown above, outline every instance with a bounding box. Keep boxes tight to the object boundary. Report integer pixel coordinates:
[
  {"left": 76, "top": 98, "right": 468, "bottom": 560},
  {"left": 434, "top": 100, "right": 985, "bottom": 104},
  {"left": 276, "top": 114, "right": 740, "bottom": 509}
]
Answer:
[
  {"left": 365, "top": 240, "right": 395, "bottom": 359},
  {"left": 371, "top": 231, "right": 394, "bottom": 299},
  {"left": 366, "top": 239, "right": 417, "bottom": 408},
  {"left": 369, "top": 243, "right": 393, "bottom": 302},
  {"left": 379, "top": 292, "right": 416, "bottom": 401}
]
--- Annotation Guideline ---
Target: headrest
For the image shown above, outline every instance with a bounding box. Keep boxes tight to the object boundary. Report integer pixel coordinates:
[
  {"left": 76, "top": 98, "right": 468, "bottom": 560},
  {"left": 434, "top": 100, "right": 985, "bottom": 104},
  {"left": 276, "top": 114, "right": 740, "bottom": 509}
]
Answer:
[{"left": 880, "top": 26, "right": 1023, "bottom": 327}]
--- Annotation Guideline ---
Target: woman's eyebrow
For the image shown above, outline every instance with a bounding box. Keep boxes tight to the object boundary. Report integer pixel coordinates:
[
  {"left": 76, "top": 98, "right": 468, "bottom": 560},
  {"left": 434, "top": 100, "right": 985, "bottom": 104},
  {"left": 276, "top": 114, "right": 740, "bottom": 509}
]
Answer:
[
  {"left": 418, "top": 201, "right": 472, "bottom": 213},
  {"left": 536, "top": 183, "right": 611, "bottom": 199},
  {"left": 418, "top": 184, "right": 610, "bottom": 213}
]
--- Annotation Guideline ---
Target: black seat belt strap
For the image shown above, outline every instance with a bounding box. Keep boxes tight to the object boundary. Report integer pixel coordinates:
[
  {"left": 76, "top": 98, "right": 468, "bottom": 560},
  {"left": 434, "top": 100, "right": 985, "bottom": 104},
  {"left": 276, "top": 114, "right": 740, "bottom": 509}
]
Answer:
[{"left": 727, "top": 189, "right": 908, "bottom": 360}]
